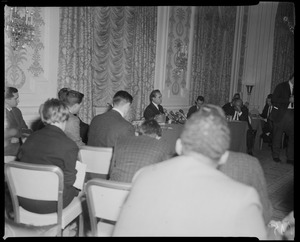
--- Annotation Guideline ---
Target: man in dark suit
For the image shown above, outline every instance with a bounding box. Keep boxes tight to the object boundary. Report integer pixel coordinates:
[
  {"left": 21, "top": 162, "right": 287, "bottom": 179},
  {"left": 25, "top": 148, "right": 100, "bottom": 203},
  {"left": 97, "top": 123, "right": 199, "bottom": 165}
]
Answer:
[
  {"left": 223, "top": 98, "right": 255, "bottom": 155},
  {"left": 260, "top": 94, "right": 273, "bottom": 144},
  {"left": 143, "top": 89, "right": 168, "bottom": 121},
  {"left": 88, "top": 90, "right": 135, "bottom": 148},
  {"left": 187, "top": 95, "right": 205, "bottom": 119},
  {"left": 270, "top": 74, "right": 294, "bottom": 164},
  {"left": 110, "top": 119, "right": 170, "bottom": 183},
  {"left": 5, "top": 87, "right": 32, "bottom": 156},
  {"left": 222, "top": 92, "right": 241, "bottom": 115}
]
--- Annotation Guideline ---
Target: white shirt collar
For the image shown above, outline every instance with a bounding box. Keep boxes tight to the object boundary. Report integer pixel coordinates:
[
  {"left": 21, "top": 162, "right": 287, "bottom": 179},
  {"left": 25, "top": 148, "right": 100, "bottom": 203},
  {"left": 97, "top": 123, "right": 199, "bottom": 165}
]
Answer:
[
  {"left": 5, "top": 106, "right": 12, "bottom": 111},
  {"left": 289, "top": 81, "right": 293, "bottom": 92},
  {"left": 112, "top": 107, "right": 124, "bottom": 117},
  {"left": 152, "top": 101, "right": 159, "bottom": 110}
]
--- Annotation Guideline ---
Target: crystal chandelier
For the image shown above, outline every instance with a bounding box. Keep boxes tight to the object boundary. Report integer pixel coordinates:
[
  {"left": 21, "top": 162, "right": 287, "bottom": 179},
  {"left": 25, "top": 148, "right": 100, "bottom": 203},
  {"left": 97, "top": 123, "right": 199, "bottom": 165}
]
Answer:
[
  {"left": 5, "top": 6, "right": 35, "bottom": 51},
  {"left": 283, "top": 16, "right": 294, "bottom": 34}
]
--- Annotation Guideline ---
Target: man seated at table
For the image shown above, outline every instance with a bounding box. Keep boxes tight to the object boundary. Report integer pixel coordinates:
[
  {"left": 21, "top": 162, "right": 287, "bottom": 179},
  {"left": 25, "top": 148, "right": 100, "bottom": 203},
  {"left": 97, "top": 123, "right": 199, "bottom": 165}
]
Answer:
[
  {"left": 222, "top": 92, "right": 241, "bottom": 115},
  {"left": 224, "top": 98, "right": 255, "bottom": 155},
  {"left": 113, "top": 104, "right": 267, "bottom": 238},
  {"left": 88, "top": 90, "right": 135, "bottom": 148},
  {"left": 109, "top": 119, "right": 170, "bottom": 183},
  {"left": 187, "top": 95, "right": 205, "bottom": 119},
  {"left": 5, "top": 87, "right": 32, "bottom": 156},
  {"left": 143, "top": 89, "right": 168, "bottom": 122},
  {"left": 259, "top": 94, "right": 273, "bottom": 145}
]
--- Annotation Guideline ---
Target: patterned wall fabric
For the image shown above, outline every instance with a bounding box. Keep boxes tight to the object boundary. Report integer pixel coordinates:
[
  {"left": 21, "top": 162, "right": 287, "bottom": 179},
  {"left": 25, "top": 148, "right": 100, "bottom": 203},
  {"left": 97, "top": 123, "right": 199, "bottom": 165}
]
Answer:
[
  {"left": 271, "top": 2, "right": 294, "bottom": 92},
  {"left": 5, "top": 7, "right": 45, "bottom": 89},
  {"left": 58, "top": 7, "right": 94, "bottom": 124},
  {"left": 237, "top": 6, "right": 249, "bottom": 94},
  {"left": 165, "top": 6, "right": 191, "bottom": 96},
  {"left": 92, "top": 7, "right": 157, "bottom": 121},
  {"left": 189, "top": 6, "right": 237, "bottom": 107},
  {"left": 58, "top": 7, "right": 157, "bottom": 122},
  {"left": 128, "top": 7, "right": 157, "bottom": 120}
]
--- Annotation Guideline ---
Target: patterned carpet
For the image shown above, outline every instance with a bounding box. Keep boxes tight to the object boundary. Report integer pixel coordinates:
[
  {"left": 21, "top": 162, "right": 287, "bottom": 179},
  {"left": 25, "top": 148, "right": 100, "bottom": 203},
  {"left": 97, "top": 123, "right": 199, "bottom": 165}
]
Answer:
[{"left": 254, "top": 144, "right": 294, "bottom": 221}]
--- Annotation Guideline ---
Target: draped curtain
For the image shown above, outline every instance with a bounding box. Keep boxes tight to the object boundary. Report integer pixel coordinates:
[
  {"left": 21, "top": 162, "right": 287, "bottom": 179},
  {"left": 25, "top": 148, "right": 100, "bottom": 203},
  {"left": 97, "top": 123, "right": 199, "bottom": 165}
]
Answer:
[
  {"left": 271, "top": 2, "right": 294, "bottom": 92},
  {"left": 189, "top": 7, "right": 236, "bottom": 106},
  {"left": 128, "top": 7, "right": 157, "bottom": 120},
  {"left": 92, "top": 7, "right": 157, "bottom": 121},
  {"left": 58, "top": 7, "right": 94, "bottom": 124}
]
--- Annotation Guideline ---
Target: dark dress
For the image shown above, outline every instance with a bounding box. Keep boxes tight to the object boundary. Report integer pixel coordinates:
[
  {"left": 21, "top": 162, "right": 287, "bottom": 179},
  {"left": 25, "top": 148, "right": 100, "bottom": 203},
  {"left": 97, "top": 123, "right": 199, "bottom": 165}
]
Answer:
[{"left": 17, "top": 125, "right": 79, "bottom": 214}]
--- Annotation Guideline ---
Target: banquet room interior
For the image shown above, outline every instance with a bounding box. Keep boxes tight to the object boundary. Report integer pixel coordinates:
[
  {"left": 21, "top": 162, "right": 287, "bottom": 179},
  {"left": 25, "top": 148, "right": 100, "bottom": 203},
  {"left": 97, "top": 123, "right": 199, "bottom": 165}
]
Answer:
[{"left": 4, "top": 3, "right": 294, "bottom": 238}]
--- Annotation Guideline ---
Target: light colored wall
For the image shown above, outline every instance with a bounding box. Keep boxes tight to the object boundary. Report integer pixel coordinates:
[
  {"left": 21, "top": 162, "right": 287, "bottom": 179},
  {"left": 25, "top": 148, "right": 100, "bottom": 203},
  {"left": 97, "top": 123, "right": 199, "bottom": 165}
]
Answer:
[
  {"left": 5, "top": 7, "right": 60, "bottom": 128},
  {"left": 6, "top": 5, "right": 278, "bottom": 122},
  {"left": 242, "top": 2, "right": 278, "bottom": 112}
]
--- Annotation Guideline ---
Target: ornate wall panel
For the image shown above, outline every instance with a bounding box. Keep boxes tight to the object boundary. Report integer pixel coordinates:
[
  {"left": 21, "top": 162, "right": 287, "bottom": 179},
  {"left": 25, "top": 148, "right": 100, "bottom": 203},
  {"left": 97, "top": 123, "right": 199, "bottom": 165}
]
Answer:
[{"left": 4, "top": 7, "right": 60, "bottom": 127}]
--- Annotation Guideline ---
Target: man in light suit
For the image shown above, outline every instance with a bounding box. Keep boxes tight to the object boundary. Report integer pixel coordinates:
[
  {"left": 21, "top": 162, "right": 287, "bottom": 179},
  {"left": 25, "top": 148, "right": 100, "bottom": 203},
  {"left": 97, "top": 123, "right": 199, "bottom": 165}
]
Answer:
[
  {"left": 270, "top": 73, "right": 294, "bottom": 164},
  {"left": 88, "top": 90, "right": 135, "bottom": 148},
  {"left": 113, "top": 104, "right": 267, "bottom": 238}
]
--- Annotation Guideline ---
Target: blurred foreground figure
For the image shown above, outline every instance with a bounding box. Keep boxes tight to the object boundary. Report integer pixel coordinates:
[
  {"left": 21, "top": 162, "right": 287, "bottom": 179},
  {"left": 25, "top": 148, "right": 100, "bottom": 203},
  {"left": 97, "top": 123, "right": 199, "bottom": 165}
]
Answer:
[{"left": 113, "top": 104, "right": 267, "bottom": 238}]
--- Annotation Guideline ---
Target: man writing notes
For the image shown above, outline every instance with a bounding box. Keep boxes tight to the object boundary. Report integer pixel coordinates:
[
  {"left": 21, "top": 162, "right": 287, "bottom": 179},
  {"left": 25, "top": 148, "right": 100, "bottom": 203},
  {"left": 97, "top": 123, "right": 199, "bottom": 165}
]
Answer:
[{"left": 88, "top": 90, "right": 135, "bottom": 148}]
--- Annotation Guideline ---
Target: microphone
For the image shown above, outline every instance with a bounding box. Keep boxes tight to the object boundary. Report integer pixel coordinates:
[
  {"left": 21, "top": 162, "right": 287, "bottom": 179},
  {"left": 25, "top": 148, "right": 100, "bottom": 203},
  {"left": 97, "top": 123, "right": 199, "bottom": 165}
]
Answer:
[{"left": 177, "top": 110, "right": 187, "bottom": 120}]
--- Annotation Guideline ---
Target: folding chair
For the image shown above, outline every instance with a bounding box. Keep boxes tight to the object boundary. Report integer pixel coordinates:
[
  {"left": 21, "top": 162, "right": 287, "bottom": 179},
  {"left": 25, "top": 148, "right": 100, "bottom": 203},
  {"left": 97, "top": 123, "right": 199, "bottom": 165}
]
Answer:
[
  {"left": 85, "top": 178, "right": 131, "bottom": 236},
  {"left": 78, "top": 146, "right": 113, "bottom": 180},
  {"left": 5, "top": 161, "right": 84, "bottom": 236}
]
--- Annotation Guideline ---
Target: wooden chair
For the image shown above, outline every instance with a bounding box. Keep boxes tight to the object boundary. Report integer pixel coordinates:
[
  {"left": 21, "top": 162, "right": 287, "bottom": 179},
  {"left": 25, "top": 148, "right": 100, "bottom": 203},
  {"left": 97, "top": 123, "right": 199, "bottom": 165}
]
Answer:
[
  {"left": 4, "top": 161, "right": 84, "bottom": 237},
  {"left": 78, "top": 146, "right": 113, "bottom": 180},
  {"left": 85, "top": 178, "right": 131, "bottom": 236}
]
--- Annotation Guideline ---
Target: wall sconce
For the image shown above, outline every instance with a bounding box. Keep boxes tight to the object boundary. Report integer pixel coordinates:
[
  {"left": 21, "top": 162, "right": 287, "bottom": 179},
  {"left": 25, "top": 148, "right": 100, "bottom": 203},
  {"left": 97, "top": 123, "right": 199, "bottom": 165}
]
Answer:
[
  {"left": 283, "top": 16, "right": 294, "bottom": 34},
  {"left": 5, "top": 6, "right": 35, "bottom": 51},
  {"left": 174, "top": 40, "right": 188, "bottom": 75},
  {"left": 246, "top": 84, "right": 254, "bottom": 103}
]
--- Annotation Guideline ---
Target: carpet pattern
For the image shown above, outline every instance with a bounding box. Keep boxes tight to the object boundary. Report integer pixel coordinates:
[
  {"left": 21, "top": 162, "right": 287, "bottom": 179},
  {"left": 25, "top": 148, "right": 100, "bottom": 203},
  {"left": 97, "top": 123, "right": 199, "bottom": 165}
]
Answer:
[{"left": 254, "top": 145, "right": 294, "bottom": 221}]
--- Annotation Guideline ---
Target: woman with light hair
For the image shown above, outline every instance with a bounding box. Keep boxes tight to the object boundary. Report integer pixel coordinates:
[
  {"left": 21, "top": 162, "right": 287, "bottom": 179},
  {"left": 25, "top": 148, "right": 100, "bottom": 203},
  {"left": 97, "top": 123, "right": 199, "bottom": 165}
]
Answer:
[{"left": 17, "top": 98, "right": 79, "bottom": 214}]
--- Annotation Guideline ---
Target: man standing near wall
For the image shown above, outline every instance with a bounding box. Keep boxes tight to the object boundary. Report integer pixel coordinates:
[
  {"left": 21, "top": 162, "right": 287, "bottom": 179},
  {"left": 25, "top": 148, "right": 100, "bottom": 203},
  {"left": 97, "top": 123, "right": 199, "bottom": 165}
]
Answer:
[{"left": 270, "top": 73, "right": 294, "bottom": 164}]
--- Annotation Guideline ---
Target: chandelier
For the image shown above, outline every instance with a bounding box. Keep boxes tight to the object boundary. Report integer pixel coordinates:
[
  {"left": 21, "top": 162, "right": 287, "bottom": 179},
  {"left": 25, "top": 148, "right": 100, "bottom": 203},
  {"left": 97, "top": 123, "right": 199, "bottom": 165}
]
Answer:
[
  {"left": 5, "top": 6, "right": 35, "bottom": 51},
  {"left": 283, "top": 16, "right": 294, "bottom": 34}
]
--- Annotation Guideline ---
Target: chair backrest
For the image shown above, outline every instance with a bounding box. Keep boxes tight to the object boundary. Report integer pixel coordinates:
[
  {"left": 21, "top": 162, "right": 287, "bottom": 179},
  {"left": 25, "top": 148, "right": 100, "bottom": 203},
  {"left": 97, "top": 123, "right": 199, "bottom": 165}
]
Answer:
[
  {"left": 78, "top": 146, "right": 113, "bottom": 176},
  {"left": 4, "top": 156, "right": 17, "bottom": 163},
  {"left": 85, "top": 179, "right": 131, "bottom": 236},
  {"left": 4, "top": 161, "right": 64, "bottom": 226}
]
